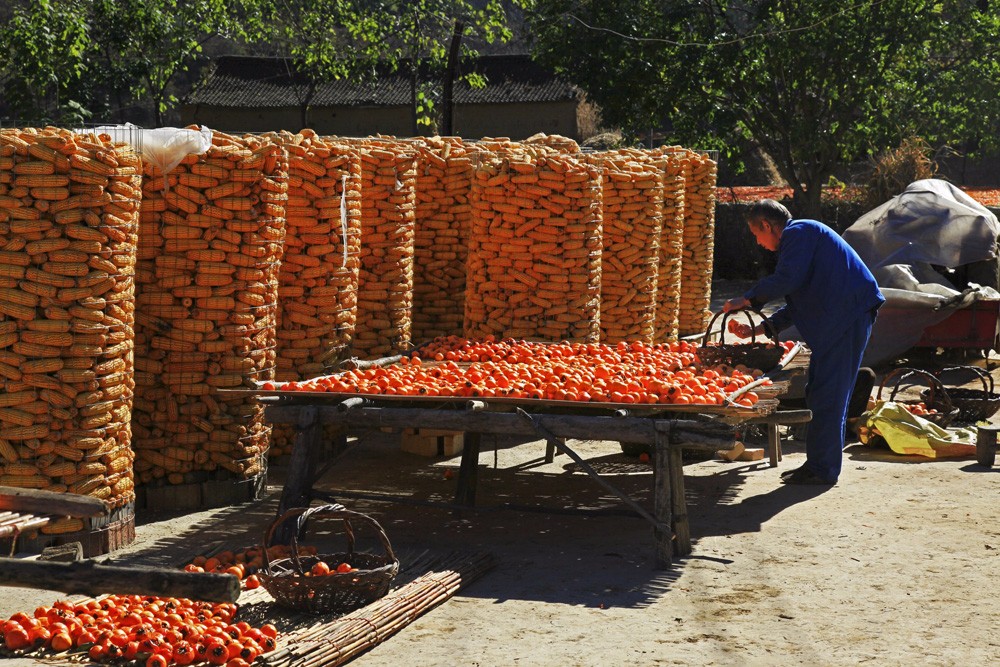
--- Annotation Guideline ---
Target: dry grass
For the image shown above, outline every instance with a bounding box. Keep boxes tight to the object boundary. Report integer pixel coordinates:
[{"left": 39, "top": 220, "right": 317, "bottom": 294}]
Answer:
[{"left": 860, "top": 136, "right": 938, "bottom": 210}]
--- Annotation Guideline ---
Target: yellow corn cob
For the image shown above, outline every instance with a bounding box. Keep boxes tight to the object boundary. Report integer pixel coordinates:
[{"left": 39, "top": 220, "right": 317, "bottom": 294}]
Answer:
[
  {"left": 40, "top": 517, "right": 84, "bottom": 534},
  {"left": 0, "top": 474, "right": 50, "bottom": 488},
  {"left": 0, "top": 439, "right": 18, "bottom": 463}
]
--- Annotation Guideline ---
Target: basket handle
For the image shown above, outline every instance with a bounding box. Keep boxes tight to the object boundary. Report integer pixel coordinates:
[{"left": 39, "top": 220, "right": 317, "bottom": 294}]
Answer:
[
  {"left": 877, "top": 367, "right": 953, "bottom": 411},
  {"left": 261, "top": 504, "right": 397, "bottom": 576},
  {"left": 937, "top": 365, "right": 994, "bottom": 394},
  {"left": 702, "top": 307, "right": 774, "bottom": 347}
]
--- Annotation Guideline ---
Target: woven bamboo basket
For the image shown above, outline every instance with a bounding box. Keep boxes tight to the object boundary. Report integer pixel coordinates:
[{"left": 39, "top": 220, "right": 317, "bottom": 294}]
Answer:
[
  {"left": 697, "top": 308, "right": 784, "bottom": 371},
  {"left": 922, "top": 366, "right": 1000, "bottom": 423},
  {"left": 878, "top": 368, "right": 960, "bottom": 427},
  {"left": 260, "top": 504, "right": 398, "bottom": 615}
]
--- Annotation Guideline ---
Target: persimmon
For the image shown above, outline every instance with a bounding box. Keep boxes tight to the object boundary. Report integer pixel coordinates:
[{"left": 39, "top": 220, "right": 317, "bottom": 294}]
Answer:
[
  {"left": 310, "top": 561, "right": 331, "bottom": 576},
  {"left": 4, "top": 626, "right": 31, "bottom": 651},
  {"left": 50, "top": 631, "right": 73, "bottom": 652},
  {"left": 146, "top": 653, "right": 169, "bottom": 667}
]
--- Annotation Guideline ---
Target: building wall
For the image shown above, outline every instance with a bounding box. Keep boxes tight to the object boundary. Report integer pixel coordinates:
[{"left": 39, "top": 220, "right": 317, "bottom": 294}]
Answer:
[
  {"left": 181, "top": 104, "right": 414, "bottom": 136},
  {"left": 182, "top": 100, "right": 581, "bottom": 140},
  {"left": 454, "top": 101, "right": 579, "bottom": 141}
]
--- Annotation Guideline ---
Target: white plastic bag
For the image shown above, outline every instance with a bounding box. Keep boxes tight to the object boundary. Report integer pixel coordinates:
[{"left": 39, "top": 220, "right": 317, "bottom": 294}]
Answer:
[{"left": 80, "top": 123, "right": 212, "bottom": 181}]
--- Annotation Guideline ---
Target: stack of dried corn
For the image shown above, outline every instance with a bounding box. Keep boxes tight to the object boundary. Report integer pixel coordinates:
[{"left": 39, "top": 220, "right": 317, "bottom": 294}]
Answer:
[
  {"left": 132, "top": 131, "right": 287, "bottom": 487},
  {"left": 588, "top": 151, "right": 663, "bottom": 343},
  {"left": 411, "top": 137, "right": 475, "bottom": 344},
  {"left": 466, "top": 150, "right": 602, "bottom": 343},
  {"left": 0, "top": 127, "right": 141, "bottom": 536},
  {"left": 263, "top": 131, "right": 361, "bottom": 458},
  {"left": 266, "top": 131, "right": 361, "bottom": 381},
  {"left": 523, "top": 133, "right": 581, "bottom": 153},
  {"left": 676, "top": 150, "right": 717, "bottom": 336},
  {"left": 652, "top": 148, "right": 688, "bottom": 342},
  {"left": 346, "top": 139, "right": 417, "bottom": 359}
]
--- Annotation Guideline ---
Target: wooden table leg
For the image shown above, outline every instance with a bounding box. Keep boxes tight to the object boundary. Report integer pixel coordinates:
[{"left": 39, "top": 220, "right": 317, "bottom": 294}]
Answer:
[
  {"left": 653, "top": 437, "right": 673, "bottom": 569},
  {"left": 669, "top": 447, "right": 691, "bottom": 556},
  {"left": 276, "top": 406, "right": 321, "bottom": 521},
  {"left": 454, "top": 432, "right": 482, "bottom": 506},
  {"left": 768, "top": 422, "right": 782, "bottom": 467}
]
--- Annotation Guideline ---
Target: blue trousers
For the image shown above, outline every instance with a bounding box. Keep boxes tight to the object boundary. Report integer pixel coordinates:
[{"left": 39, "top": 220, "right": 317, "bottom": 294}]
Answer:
[{"left": 804, "top": 310, "right": 877, "bottom": 482}]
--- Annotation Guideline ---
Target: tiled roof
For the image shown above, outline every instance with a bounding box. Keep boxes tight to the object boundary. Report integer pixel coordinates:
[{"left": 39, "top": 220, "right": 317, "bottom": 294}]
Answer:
[{"left": 187, "top": 54, "right": 581, "bottom": 108}]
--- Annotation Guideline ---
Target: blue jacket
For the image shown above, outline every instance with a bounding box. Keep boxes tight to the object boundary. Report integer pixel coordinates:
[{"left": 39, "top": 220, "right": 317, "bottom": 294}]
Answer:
[{"left": 745, "top": 219, "right": 884, "bottom": 353}]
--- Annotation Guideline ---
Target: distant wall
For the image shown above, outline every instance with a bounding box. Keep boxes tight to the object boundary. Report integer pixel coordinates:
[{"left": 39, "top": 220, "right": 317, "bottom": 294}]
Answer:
[
  {"left": 182, "top": 101, "right": 581, "bottom": 140},
  {"left": 454, "top": 102, "right": 579, "bottom": 141}
]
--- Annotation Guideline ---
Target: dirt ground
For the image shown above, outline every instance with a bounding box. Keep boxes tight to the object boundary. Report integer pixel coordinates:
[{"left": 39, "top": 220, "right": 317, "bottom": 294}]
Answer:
[{"left": 2, "top": 285, "right": 999, "bottom": 667}]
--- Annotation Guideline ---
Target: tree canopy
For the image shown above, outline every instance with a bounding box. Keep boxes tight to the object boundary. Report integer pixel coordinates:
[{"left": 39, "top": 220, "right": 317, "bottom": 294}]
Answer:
[
  {"left": 526, "top": 0, "right": 1000, "bottom": 217},
  {"left": 0, "top": 0, "right": 523, "bottom": 134}
]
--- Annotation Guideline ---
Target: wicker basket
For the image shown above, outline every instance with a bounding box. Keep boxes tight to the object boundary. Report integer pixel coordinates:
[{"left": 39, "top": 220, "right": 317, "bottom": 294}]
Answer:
[
  {"left": 878, "top": 368, "right": 959, "bottom": 428},
  {"left": 922, "top": 366, "right": 1000, "bottom": 423},
  {"left": 697, "top": 308, "right": 785, "bottom": 371},
  {"left": 259, "top": 504, "right": 399, "bottom": 614}
]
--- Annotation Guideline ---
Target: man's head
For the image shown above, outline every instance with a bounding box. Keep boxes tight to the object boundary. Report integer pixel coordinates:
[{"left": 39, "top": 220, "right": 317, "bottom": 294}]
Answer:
[{"left": 745, "top": 199, "right": 791, "bottom": 252}]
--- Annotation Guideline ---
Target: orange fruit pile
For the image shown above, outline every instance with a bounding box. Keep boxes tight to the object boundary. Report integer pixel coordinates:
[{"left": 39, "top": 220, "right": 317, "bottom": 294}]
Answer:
[
  {"left": 271, "top": 337, "right": 766, "bottom": 407},
  {"left": 1, "top": 596, "right": 276, "bottom": 666}
]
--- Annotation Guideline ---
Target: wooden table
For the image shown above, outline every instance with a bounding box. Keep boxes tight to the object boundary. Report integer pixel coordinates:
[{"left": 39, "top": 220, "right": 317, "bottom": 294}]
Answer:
[{"left": 253, "top": 392, "right": 782, "bottom": 569}]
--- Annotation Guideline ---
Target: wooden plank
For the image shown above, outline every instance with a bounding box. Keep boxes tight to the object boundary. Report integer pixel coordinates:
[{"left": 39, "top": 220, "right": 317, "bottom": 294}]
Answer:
[
  {"left": 264, "top": 405, "right": 737, "bottom": 451},
  {"left": 0, "top": 486, "right": 108, "bottom": 518},
  {"left": 0, "top": 558, "right": 240, "bottom": 603}
]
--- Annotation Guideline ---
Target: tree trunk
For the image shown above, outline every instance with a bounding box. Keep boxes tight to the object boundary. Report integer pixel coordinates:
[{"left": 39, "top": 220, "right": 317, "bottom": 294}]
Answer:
[
  {"left": 410, "top": 63, "right": 419, "bottom": 136},
  {"left": 442, "top": 20, "right": 466, "bottom": 136},
  {"left": 301, "top": 80, "right": 316, "bottom": 131}
]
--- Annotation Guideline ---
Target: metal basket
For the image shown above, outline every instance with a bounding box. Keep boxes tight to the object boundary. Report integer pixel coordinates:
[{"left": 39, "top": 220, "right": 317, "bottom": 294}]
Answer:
[
  {"left": 259, "top": 504, "right": 398, "bottom": 615},
  {"left": 878, "top": 368, "right": 959, "bottom": 428},
  {"left": 697, "top": 308, "right": 785, "bottom": 371},
  {"left": 922, "top": 366, "right": 1000, "bottom": 423}
]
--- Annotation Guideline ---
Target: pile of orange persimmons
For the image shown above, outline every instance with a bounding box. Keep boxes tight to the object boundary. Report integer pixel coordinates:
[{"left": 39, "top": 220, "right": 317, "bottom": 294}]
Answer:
[
  {"left": 267, "top": 337, "right": 775, "bottom": 408},
  {"left": 0, "top": 595, "right": 277, "bottom": 666}
]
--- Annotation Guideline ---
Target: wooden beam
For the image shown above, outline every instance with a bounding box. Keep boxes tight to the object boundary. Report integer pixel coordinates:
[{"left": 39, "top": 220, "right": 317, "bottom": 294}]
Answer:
[
  {"left": 263, "top": 405, "right": 736, "bottom": 451},
  {"left": 0, "top": 559, "right": 240, "bottom": 603},
  {"left": 0, "top": 486, "right": 108, "bottom": 518}
]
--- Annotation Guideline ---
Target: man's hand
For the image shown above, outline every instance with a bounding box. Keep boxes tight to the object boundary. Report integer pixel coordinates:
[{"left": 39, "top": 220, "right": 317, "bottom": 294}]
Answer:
[{"left": 722, "top": 296, "right": 750, "bottom": 313}]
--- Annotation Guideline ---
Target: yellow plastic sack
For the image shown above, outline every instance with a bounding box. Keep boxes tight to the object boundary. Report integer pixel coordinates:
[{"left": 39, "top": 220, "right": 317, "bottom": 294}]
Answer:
[{"left": 863, "top": 401, "right": 978, "bottom": 458}]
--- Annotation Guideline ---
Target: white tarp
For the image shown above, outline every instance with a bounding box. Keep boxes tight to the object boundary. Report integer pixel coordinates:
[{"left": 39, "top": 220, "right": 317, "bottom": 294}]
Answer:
[
  {"left": 843, "top": 178, "right": 999, "bottom": 270},
  {"left": 839, "top": 179, "right": 1000, "bottom": 365}
]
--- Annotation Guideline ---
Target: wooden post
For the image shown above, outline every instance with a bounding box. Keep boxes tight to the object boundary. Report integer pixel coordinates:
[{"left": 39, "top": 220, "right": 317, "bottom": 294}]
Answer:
[
  {"left": 653, "top": 434, "right": 672, "bottom": 569},
  {"left": 977, "top": 424, "right": 999, "bottom": 468},
  {"left": 454, "top": 432, "right": 482, "bottom": 506}
]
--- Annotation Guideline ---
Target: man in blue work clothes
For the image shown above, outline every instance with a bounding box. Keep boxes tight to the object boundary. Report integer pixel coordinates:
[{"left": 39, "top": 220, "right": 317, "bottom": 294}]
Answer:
[{"left": 724, "top": 200, "right": 884, "bottom": 485}]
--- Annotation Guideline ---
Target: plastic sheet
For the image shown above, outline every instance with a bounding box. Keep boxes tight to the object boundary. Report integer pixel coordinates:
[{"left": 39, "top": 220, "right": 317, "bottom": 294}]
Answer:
[
  {"left": 82, "top": 123, "right": 212, "bottom": 178},
  {"left": 863, "top": 401, "right": 978, "bottom": 458}
]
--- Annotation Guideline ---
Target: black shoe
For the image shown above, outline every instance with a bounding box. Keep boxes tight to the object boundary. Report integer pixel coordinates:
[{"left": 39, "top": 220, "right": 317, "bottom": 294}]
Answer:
[
  {"left": 782, "top": 467, "right": 836, "bottom": 485},
  {"left": 780, "top": 464, "right": 807, "bottom": 479}
]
